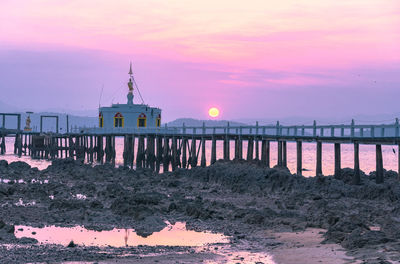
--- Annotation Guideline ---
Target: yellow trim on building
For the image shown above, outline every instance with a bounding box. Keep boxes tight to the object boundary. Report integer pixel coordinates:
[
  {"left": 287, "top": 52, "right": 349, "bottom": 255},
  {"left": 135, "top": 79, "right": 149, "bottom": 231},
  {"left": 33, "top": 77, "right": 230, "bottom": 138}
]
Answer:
[
  {"left": 99, "top": 116, "right": 104, "bottom": 128},
  {"left": 137, "top": 117, "right": 147, "bottom": 127},
  {"left": 114, "top": 113, "right": 124, "bottom": 128}
]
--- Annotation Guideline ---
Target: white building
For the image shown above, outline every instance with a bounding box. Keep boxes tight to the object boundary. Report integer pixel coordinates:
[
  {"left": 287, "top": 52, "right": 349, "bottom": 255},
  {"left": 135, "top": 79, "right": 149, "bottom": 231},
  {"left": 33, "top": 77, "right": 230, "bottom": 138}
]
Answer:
[{"left": 99, "top": 64, "right": 162, "bottom": 130}]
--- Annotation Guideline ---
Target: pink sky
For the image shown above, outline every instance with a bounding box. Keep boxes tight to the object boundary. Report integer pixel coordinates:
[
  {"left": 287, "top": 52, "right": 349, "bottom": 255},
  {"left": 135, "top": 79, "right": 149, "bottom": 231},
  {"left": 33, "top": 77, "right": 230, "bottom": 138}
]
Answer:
[{"left": 0, "top": 0, "right": 399, "bottom": 121}]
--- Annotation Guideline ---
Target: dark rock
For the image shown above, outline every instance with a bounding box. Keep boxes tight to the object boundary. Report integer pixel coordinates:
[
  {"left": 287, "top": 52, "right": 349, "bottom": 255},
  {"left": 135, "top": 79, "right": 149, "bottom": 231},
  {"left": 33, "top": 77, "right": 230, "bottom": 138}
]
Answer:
[
  {"left": 67, "top": 240, "right": 76, "bottom": 247},
  {"left": 8, "top": 161, "right": 31, "bottom": 171},
  {"left": 341, "top": 228, "right": 392, "bottom": 249}
]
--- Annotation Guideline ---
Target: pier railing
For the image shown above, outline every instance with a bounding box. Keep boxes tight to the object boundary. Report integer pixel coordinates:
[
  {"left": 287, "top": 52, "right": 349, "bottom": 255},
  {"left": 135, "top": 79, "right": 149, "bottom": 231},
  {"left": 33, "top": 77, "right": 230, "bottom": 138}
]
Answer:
[{"left": 71, "top": 118, "right": 400, "bottom": 139}]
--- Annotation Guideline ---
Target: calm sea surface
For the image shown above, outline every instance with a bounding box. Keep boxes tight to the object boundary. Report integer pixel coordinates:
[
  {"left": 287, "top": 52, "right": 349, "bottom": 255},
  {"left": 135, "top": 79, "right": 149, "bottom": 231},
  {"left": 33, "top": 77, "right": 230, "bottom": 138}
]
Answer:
[{"left": 1, "top": 137, "right": 398, "bottom": 176}]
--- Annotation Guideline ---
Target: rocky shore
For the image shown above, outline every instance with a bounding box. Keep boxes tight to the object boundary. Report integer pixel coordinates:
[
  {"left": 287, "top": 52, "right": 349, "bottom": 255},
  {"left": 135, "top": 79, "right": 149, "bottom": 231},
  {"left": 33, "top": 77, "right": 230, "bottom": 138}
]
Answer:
[{"left": 1, "top": 158, "right": 400, "bottom": 263}]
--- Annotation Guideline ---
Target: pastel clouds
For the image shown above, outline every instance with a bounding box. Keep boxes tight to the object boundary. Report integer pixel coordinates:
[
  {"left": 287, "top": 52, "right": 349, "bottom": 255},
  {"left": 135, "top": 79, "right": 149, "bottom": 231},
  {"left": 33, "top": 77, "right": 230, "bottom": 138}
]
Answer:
[{"left": 0, "top": 0, "right": 399, "bottom": 119}]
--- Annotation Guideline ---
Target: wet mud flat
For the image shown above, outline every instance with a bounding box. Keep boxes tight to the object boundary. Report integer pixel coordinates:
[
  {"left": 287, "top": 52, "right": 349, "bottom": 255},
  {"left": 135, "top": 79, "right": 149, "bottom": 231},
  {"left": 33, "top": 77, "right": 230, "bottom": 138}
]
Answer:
[{"left": 1, "top": 159, "right": 400, "bottom": 263}]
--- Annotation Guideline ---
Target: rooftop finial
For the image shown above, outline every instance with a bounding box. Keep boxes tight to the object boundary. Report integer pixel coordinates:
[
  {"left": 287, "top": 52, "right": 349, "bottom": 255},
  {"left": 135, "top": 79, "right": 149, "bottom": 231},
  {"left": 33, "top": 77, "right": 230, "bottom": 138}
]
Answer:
[{"left": 128, "top": 62, "right": 133, "bottom": 76}]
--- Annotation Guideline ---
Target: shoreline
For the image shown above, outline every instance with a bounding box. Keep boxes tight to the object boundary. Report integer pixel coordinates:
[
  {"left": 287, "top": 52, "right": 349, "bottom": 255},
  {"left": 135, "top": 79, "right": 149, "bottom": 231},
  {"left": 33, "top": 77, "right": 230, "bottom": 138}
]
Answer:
[{"left": 1, "top": 158, "right": 400, "bottom": 263}]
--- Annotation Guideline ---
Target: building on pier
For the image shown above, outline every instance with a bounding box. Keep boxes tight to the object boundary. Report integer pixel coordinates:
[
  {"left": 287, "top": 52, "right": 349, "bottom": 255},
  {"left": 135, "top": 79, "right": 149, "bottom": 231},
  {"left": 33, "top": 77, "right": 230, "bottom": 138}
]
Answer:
[{"left": 98, "top": 64, "right": 162, "bottom": 130}]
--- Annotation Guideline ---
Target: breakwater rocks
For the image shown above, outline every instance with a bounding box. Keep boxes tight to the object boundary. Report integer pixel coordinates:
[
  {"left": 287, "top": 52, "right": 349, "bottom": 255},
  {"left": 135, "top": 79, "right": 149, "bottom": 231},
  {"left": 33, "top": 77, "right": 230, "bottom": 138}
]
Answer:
[{"left": 1, "top": 158, "right": 400, "bottom": 262}]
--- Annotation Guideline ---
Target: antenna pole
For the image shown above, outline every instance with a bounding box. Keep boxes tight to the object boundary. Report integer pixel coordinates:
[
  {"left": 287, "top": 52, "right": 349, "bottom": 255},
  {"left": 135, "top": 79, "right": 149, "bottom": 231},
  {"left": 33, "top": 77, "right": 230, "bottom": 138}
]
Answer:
[{"left": 129, "top": 62, "right": 145, "bottom": 104}]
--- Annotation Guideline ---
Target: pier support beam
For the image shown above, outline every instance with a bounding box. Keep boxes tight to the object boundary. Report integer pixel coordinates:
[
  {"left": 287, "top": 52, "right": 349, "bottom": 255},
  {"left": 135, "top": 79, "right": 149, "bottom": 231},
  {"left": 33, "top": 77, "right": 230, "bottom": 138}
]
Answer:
[
  {"left": 0, "top": 134, "right": 6, "bottom": 155},
  {"left": 171, "top": 137, "right": 177, "bottom": 171},
  {"left": 255, "top": 137, "right": 259, "bottom": 160},
  {"left": 182, "top": 137, "right": 188, "bottom": 168},
  {"left": 282, "top": 141, "right": 287, "bottom": 167},
  {"left": 334, "top": 143, "right": 341, "bottom": 179},
  {"left": 211, "top": 136, "right": 216, "bottom": 165},
  {"left": 296, "top": 141, "right": 302, "bottom": 176},
  {"left": 97, "top": 136, "right": 104, "bottom": 164},
  {"left": 156, "top": 136, "right": 162, "bottom": 173},
  {"left": 123, "top": 135, "right": 134, "bottom": 168},
  {"left": 277, "top": 141, "right": 283, "bottom": 166},
  {"left": 398, "top": 144, "right": 400, "bottom": 181},
  {"left": 163, "top": 137, "right": 170, "bottom": 171},
  {"left": 147, "top": 136, "right": 155, "bottom": 170},
  {"left": 376, "top": 144, "right": 384, "bottom": 184},
  {"left": 201, "top": 137, "right": 206, "bottom": 167},
  {"left": 105, "top": 136, "right": 112, "bottom": 164},
  {"left": 261, "top": 139, "right": 270, "bottom": 167},
  {"left": 247, "top": 138, "right": 253, "bottom": 161},
  {"left": 316, "top": 141, "right": 322, "bottom": 176},
  {"left": 190, "top": 138, "right": 197, "bottom": 168},
  {"left": 353, "top": 142, "right": 360, "bottom": 185},
  {"left": 234, "top": 138, "right": 239, "bottom": 160},
  {"left": 223, "top": 136, "right": 230, "bottom": 160},
  {"left": 137, "top": 136, "right": 145, "bottom": 169}
]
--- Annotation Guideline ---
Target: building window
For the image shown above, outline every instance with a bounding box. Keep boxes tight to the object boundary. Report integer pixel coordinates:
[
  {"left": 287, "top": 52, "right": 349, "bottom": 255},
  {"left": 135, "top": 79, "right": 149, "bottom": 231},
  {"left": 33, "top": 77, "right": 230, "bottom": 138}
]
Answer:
[
  {"left": 137, "top": 113, "right": 147, "bottom": 127},
  {"left": 114, "top": 112, "right": 124, "bottom": 128},
  {"left": 156, "top": 114, "right": 161, "bottom": 127},
  {"left": 99, "top": 112, "right": 104, "bottom": 128}
]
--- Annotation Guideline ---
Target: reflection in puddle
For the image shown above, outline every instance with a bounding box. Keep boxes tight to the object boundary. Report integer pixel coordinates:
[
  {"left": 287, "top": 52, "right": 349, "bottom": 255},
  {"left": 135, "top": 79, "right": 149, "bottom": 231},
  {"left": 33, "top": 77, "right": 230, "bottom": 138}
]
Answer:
[{"left": 15, "top": 222, "right": 229, "bottom": 247}]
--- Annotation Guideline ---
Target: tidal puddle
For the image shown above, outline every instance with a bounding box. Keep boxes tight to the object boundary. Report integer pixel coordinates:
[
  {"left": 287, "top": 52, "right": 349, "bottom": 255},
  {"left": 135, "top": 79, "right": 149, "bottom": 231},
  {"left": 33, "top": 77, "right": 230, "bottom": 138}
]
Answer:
[{"left": 14, "top": 222, "right": 229, "bottom": 247}]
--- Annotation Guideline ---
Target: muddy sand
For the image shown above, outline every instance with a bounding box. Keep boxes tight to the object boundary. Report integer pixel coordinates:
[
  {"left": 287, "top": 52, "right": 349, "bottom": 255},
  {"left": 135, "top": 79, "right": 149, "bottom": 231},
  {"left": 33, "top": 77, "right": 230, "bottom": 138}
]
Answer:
[{"left": 1, "top": 158, "right": 400, "bottom": 263}]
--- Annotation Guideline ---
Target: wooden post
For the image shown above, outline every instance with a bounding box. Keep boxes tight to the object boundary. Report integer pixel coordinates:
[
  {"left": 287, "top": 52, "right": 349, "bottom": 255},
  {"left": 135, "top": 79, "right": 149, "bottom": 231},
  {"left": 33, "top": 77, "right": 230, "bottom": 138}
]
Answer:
[
  {"left": 14, "top": 134, "right": 18, "bottom": 155},
  {"left": 223, "top": 136, "right": 230, "bottom": 160},
  {"left": 211, "top": 136, "right": 216, "bottom": 164},
  {"left": 89, "top": 136, "right": 94, "bottom": 163},
  {"left": 234, "top": 138, "right": 239, "bottom": 160},
  {"left": 111, "top": 136, "right": 116, "bottom": 167},
  {"left": 334, "top": 143, "right": 341, "bottom": 179},
  {"left": 69, "top": 136, "right": 74, "bottom": 158},
  {"left": 353, "top": 142, "right": 360, "bottom": 184},
  {"left": 156, "top": 136, "right": 162, "bottom": 173},
  {"left": 0, "top": 134, "right": 6, "bottom": 154},
  {"left": 97, "top": 136, "right": 104, "bottom": 164},
  {"left": 64, "top": 137, "right": 68, "bottom": 158},
  {"left": 123, "top": 135, "right": 129, "bottom": 167},
  {"left": 265, "top": 140, "right": 270, "bottom": 168},
  {"left": 28, "top": 135, "right": 32, "bottom": 156},
  {"left": 66, "top": 115, "right": 69, "bottom": 133},
  {"left": 201, "top": 137, "right": 206, "bottom": 167},
  {"left": 182, "top": 137, "right": 188, "bottom": 168},
  {"left": 255, "top": 138, "right": 259, "bottom": 160},
  {"left": 261, "top": 139, "right": 266, "bottom": 163},
  {"left": 238, "top": 136, "right": 243, "bottom": 159},
  {"left": 171, "top": 136, "right": 177, "bottom": 171},
  {"left": 398, "top": 143, "right": 400, "bottom": 181},
  {"left": 23, "top": 134, "right": 27, "bottom": 156},
  {"left": 296, "top": 141, "right": 302, "bottom": 176},
  {"left": 148, "top": 136, "right": 155, "bottom": 170},
  {"left": 137, "top": 136, "right": 145, "bottom": 169},
  {"left": 376, "top": 144, "right": 384, "bottom": 184},
  {"left": 162, "top": 137, "right": 169, "bottom": 171},
  {"left": 105, "top": 136, "right": 112, "bottom": 164},
  {"left": 282, "top": 141, "right": 287, "bottom": 167},
  {"left": 277, "top": 141, "right": 282, "bottom": 166},
  {"left": 190, "top": 137, "right": 197, "bottom": 168},
  {"left": 18, "top": 134, "right": 23, "bottom": 157},
  {"left": 247, "top": 138, "right": 254, "bottom": 161},
  {"left": 316, "top": 141, "right": 322, "bottom": 176}
]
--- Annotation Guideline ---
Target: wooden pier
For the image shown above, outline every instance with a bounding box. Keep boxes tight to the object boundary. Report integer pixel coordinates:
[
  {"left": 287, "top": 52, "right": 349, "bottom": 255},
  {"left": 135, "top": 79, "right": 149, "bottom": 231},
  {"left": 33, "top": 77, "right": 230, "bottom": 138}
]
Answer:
[{"left": 1, "top": 117, "right": 400, "bottom": 184}]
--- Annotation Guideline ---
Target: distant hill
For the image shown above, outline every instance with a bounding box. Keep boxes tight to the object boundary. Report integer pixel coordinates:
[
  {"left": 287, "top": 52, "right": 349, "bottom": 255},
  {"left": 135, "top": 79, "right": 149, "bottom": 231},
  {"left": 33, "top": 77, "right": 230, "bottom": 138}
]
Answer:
[{"left": 167, "top": 118, "right": 247, "bottom": 127}]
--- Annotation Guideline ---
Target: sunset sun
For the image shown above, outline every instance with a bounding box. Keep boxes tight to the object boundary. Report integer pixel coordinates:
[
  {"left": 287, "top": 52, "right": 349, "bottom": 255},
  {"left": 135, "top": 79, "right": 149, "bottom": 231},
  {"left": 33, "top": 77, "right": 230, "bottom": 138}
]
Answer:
[{"left": 208, "top": 107, "right": 220, "bottom": 118}]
